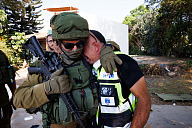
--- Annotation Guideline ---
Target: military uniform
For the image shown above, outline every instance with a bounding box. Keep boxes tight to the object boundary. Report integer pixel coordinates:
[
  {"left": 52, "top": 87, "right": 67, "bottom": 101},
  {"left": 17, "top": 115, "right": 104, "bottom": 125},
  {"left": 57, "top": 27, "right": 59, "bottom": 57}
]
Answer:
[
  {"left": 13, "top": 59, "right": 98, "bottom": 128},
  {"left": 0, "top": 50, "right": 15, "bottom": 128},
  {"left": 13, "top": 12, "right": 98, "bottom": 128}
]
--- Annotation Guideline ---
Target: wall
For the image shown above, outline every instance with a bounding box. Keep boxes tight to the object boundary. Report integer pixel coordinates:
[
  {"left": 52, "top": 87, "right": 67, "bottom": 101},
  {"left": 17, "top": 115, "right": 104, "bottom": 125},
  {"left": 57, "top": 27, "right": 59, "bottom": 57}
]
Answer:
[{"left": 80, "top": 12, "right": 129, "bottom": 54}]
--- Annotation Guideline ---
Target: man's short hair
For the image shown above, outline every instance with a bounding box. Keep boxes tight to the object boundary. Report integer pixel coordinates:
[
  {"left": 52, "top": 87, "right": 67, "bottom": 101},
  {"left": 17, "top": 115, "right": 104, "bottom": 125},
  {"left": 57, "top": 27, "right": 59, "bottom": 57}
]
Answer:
[
  {"left": 89, "top": 30, "right": 106, "bottom": 44},
  {"left": 46, "top": 34, "right": 52, "bottom": 42}
]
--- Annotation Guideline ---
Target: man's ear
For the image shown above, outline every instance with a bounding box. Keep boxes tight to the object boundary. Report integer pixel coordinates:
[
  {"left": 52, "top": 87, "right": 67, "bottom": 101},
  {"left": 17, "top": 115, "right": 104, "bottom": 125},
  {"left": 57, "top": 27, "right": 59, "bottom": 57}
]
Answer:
[{"left": 93, "top": 42, "right": 100, "bottom": 52}]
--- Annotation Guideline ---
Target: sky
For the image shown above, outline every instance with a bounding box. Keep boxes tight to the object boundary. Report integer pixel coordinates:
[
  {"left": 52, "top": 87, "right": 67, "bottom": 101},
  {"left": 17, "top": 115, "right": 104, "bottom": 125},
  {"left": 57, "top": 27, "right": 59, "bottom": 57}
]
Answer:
[{"left": 39, "top": 0, "right": 145, "bottom": 31}]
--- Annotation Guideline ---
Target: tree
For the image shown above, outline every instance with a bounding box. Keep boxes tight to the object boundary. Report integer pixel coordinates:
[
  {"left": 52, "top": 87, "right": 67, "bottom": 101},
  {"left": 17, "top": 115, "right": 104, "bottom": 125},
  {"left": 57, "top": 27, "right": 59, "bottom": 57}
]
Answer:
[
  {"left": 132, "top": 0, "right": 192, "bottom": 57},
  {"left": 130, "top": 10, "right": 158, "bottom": 55},
  {"left": 0, "top": 0, "right": 43, "bottom": 35},
  {"left": 123, "top": 5, "right": 151, "bottom": 55},
  {"left": 0, "top": 9, "right": 10, "bottom": 58},
  {"left": 0, "top": 0, "right": 43, "bottom": 65},
  {"left": 153, "top": 0, "right": 192, "bottom": 57},
  {"left": 123, "top": 5, "right": 149, "bottom": 28},
  {"left": 8, "top": 32, "right": 27, "bottom": 65},
  {"left": 0, "top": 9, "right": 9, "bottom": 36},
  {"left": 145, "top": 0, "right": 163, "bottom": 9}
]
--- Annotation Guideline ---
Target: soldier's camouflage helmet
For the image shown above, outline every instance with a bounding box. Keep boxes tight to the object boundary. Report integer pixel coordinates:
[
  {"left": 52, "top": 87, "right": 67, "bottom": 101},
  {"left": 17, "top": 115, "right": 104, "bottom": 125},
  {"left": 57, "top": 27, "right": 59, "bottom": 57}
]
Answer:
[
  {"left": 50, "top": 12, "right": 89, "bottom": 40},
  {"left": 107, "top": 41, "right": 121, "bottom": 51}
]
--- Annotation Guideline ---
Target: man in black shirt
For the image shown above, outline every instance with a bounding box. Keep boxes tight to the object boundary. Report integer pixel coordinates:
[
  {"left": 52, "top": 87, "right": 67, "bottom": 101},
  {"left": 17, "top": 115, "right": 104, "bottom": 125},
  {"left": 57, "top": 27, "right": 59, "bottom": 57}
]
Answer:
[{"left": 83, "top": 30, "right": 151, "bottom": 128}]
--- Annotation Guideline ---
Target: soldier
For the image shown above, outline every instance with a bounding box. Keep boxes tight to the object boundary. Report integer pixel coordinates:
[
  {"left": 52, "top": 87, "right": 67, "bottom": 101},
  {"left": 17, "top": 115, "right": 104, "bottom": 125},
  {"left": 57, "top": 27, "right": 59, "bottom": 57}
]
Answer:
[
  {"left": 13, "top": 12, "right": 122, "bottom": 128},
  {"left": 0, "top": 50, "right": 16, "bottom": 128}
]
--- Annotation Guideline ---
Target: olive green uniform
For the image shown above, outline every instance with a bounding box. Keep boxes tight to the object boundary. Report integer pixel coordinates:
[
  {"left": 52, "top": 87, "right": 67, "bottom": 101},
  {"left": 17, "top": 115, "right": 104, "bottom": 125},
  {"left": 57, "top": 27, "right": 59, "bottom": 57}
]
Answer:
[
  {"left": 13, "top": 73, "right": 49, "bottom": 109},
  {"left": 0, "top": 50, "right": 14, "bottom": 128},
  {"left": 13, "top": 59, "right": 97, "bottom": 128}
]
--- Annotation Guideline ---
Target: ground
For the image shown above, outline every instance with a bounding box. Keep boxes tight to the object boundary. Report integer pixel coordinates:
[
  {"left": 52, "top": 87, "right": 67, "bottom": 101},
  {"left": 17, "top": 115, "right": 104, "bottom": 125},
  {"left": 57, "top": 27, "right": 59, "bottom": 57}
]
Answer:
[{"left": 131, "top": 55, "right": 192, "bottom": 106}]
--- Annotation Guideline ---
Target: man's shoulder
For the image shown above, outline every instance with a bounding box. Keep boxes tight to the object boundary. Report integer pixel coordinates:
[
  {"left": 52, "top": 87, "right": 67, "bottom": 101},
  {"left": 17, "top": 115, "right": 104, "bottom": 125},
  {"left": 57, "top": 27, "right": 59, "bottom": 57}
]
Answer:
[{"left": 117, "top": 53, "right": 136, "bottom": 64}]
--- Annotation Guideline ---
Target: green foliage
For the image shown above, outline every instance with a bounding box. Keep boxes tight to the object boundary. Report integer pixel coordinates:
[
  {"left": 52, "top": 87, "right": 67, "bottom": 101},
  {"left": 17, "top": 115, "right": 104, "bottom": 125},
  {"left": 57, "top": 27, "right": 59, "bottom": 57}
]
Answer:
[
  {"left": 0, "top": 0, "right": 43, "bottom": 67},
  {"left": 0, "top": 9, "right": 8, "bottom": 35},
  {"left": 5, "top": 32, "right": 27, "bottom": 65},
  {"left": 153, "top": 0, "right": 192, "bottom": 57},
  {"left": 123, "top": 5, "right": 151, "bottom": 55},
  {"left": 0, "top": 35, "right": 12, "bottom": 60},
  {"left": 128, "top": 0, "right": 192, "bottom": 57},
  {"left": 123, "top": 16, "right": 137, "bottom": 28},
  {"left": 129, "top": 46, "right": 140, "bottom": 55},
  {"left": 123, "top": 5, "right": 149, "bottom": 28},
  {"left": 0, "top": 0, "right": 43, "bottom": 35},
  {"left": 129, "top": 10, "right": 157, "bottom": 55}
]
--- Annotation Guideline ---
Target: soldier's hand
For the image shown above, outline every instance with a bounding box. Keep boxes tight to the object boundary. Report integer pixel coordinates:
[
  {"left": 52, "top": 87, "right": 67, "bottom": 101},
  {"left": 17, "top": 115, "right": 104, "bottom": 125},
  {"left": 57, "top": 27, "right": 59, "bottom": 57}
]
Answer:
[
  {"left": 100, "top": 44, "right": 123, "bottom": 74},
  {"left": 44, "top": 67, "right": 72, "bottom": 95}
]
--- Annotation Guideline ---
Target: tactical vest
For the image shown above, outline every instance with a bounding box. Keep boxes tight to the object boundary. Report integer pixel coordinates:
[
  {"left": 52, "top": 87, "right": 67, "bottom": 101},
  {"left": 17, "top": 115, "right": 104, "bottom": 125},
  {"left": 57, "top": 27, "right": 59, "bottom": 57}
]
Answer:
[
  {"left": 96, "top": 51, "right": 137, "bottom": 128},
  {"left": 42, "top": 60, "right": 98, "bottom": 128},
  {"left": 0, "top": 50, "right": 15, "bottom": 85}
]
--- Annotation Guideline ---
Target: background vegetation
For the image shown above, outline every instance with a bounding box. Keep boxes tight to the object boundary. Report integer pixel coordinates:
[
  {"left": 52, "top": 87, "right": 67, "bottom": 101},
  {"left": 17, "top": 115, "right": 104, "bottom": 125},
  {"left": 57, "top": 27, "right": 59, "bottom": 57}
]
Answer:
[
  {"left": 123, "top": 0, "right": 192, "bottom": 58},
  {"left": 0, "top": 0, "right": 191, "bottom": 68},
  {"left": 0, "top": 0, "right": 43, "bottom": 67}
]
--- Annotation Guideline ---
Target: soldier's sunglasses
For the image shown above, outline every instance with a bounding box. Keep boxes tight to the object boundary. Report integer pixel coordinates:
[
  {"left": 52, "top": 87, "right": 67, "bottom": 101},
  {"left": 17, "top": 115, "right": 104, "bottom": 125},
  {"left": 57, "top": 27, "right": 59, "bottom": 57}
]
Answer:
[{"left": 61, "top": 41, "right": 86, "bottom": 50}]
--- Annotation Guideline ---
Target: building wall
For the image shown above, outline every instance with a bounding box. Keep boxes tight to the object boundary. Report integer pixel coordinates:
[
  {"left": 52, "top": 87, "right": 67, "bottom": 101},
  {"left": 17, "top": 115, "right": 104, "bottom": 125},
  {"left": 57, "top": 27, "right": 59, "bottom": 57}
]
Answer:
[{"left": 80, "top": 12, "right": 129, "bottom": 54}]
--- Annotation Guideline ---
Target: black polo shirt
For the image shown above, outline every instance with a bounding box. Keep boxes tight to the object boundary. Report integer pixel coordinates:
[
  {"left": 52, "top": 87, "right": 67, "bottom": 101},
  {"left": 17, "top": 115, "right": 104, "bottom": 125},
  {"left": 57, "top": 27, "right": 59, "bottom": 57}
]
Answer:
[{"left": 116, "top": 54, "right": 144, "bottom": 99}]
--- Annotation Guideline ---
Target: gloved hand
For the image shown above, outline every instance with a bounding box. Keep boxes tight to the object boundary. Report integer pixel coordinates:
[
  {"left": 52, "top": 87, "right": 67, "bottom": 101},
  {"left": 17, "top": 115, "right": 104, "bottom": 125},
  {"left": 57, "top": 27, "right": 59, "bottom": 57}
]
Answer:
[
  {"left": 100, "top": 44, "right": 123, "bottom": 74},
  {"left": 44, "top": 67, "right": 72, "bottom": 95}
]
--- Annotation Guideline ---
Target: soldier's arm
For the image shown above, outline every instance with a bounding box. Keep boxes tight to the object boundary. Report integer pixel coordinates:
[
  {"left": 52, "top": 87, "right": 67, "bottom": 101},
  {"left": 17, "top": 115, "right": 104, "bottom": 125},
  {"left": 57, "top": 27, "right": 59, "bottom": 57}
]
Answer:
[{"left": 13, "top": 73, "right": 50, "bottom": 109}]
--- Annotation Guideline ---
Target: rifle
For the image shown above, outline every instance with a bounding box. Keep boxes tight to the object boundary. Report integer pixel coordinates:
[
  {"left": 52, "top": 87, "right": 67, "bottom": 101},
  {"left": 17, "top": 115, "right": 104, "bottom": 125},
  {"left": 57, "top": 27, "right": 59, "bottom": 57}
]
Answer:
[{"left": 23, "top": 36, "right": 86, "bottom": 128}]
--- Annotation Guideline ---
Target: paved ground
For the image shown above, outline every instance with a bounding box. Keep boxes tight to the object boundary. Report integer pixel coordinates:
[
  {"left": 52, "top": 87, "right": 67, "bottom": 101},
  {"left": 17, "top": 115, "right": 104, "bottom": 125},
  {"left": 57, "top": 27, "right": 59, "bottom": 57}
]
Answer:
[
  {"left": 10, "top": 104, "right": 192, "bottom": 128},
  {"left": 10, "top": 57, "right": 192, "bottom": 128},
  {"left": 11, "top": 108, "right": 42, "bottom": 128},
  {"left": 145, "top": 105, "right": 192, "bottom": 128}
]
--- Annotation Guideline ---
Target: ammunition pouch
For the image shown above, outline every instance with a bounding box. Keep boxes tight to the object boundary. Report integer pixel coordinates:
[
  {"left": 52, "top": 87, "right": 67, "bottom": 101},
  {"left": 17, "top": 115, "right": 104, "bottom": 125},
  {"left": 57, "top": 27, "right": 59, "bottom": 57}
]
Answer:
[
  {"left": 42, "top": 86, "right": 95, "bottom": 126},
  {"left": 42, "top": 60, "right": 98, "bottom": 127}
]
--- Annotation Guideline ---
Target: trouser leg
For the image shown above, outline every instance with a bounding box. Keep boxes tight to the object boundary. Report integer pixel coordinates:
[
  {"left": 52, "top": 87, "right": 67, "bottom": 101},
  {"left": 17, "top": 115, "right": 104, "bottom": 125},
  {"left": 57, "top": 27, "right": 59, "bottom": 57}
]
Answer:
[{"left": 0, "top": 103, "right": 13, "bottom": 128}]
